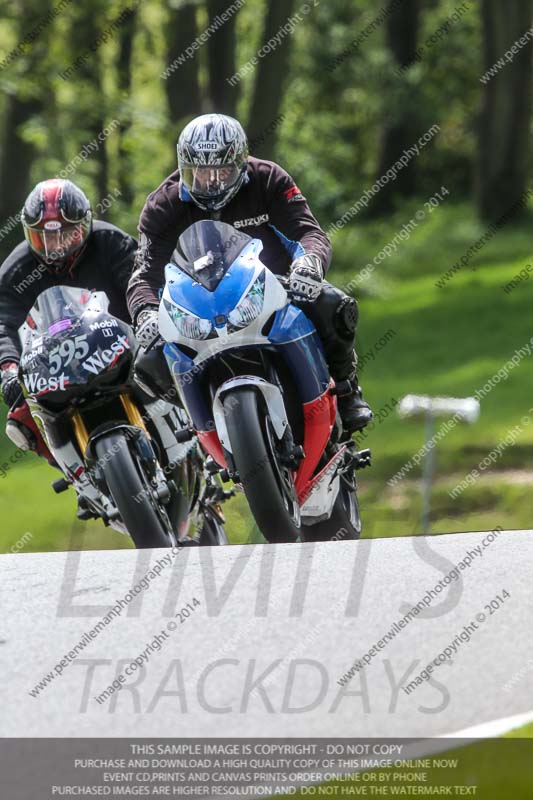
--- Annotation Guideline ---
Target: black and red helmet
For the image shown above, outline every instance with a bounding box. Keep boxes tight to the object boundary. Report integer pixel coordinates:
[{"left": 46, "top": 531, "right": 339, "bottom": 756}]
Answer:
[{"left": 21, "top": 179, "right": 92, "bottom": 274}]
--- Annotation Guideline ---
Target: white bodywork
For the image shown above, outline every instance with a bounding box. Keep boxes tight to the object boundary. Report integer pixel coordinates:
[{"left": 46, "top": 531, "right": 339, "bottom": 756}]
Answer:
[
  {"left": 159, "top": 243, "right": 342, "bottom": 522},
  {"left": 159, "top": 248, "right": 290, "bottom": 449},
  {"left": 159, "top": 254, "right": 288, "bottom": 368},
  {"left": 212, "top": 376, "right": 288, "bottom": 452}
]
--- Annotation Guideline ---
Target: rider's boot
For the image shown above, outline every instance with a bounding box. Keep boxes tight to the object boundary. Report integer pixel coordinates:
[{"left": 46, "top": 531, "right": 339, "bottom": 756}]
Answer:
[{"left": 336, "top": 370, "right": 373, "bottom": 433}]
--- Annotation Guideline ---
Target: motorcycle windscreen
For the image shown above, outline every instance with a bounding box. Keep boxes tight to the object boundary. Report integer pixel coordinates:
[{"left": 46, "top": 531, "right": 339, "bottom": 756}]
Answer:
[
  {"left": 171, "top": 220, "right": 252, "bottom": 291},
  {"left": 19, "top": 285, "right": 131, "bottom": 398},
  {"left": 23, "top": 285, "right": 108, "bottom": 337}
]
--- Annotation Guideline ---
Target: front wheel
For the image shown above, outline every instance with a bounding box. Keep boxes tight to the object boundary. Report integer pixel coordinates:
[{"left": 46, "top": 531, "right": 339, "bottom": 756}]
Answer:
[
  {"left": 198, "top": 510, "right": 229, "bottom": 546},
  {"left": 223, "top": 388, "right": 300, "bottom": 543},
  {"left": 300, "top": 479, "right": 361, "bottom": 542},
  {"left": 95, "top": 432, "right": 173, "bottom": 549}
]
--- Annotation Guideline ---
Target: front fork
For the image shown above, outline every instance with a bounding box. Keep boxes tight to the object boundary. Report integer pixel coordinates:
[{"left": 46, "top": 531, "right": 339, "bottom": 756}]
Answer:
[
  {"left": 70, "top": 393, "right": 148, "bottom": 454},
  {"left": 41, "top": 393, "right": 171, "bottom": 530}
]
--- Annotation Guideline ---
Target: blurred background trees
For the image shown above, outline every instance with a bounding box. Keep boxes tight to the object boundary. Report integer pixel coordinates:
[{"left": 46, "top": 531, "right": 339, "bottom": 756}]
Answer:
[
  {"left": 478, "top": 0, "right": 533, "bottom": 221},
  {"left": 0, "top": 0, "right": 532, "bottom": 260},
  {"left": 2, "top": 0, "right": 533, "bottom": 547}
]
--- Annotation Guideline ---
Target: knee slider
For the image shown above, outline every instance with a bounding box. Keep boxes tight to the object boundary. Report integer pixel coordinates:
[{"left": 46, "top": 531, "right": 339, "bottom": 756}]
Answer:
[{"left": 336, "top": 296, "right": 358, "bottom": 337}]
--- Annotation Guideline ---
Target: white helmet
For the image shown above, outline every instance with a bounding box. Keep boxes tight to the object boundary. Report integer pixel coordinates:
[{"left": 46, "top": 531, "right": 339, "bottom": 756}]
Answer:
[{"left": 177, "top": 113, "right": 249, "bottom": 211}]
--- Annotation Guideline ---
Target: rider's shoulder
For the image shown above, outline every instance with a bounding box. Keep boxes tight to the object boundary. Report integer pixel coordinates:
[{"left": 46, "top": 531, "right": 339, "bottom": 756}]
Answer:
[
  {"left": 247, "top": 156, "right": 284, "bottom": 176},
  {"left": 90, "top": 222, "right": 137, "bottom": 260},
  {"left": 140, "top": 171, "right": 189, "bottom": 235},
  {"left": 246, "top": 156, "right": 293, "bottom": 188},
  {"left": 91, "top": 220, "right": 135, "bottom": 242},
  {"left": 0, "top": 241, "right": 34, "bottom": 284},
  {"left": 144, "top": 169, "right": 182, "bottom": 210}
]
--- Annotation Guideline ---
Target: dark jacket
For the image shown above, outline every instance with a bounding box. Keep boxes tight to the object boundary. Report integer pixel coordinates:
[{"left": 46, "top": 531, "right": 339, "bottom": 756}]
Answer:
[
  {"left": 0, "top": 221, "right": 136, "bottom": 366},
  {"left": 127, "top": 156, "right": 332, "bottom": 321}
]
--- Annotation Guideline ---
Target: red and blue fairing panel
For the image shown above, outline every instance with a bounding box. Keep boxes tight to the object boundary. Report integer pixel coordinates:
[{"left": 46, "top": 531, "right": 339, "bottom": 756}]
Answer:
[
  {"left": 267, "top": 304, "right": 337, "bottom": 501},
  {"left": 165, "top": 301, "right": 338, "bottom": 502}
]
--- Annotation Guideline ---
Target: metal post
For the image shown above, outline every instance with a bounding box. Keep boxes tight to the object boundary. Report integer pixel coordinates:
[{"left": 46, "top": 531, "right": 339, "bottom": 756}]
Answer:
[
  {"left": 397, "top": 394, "right": 480, "bottom": 536},
  {"left": 421, "top": 411, "right": 435, "bottom": 534}
]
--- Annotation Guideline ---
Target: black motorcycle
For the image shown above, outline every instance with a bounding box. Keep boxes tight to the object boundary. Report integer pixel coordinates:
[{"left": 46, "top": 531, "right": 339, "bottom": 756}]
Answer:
[{"left": 12, "top": 285, "right": 228, "bottom": 548}]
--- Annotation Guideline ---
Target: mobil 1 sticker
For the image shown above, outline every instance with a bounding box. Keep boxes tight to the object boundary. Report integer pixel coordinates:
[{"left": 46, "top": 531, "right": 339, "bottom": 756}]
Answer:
[{"left": 90, "top": 319, "right": 119, "bottom": 338}]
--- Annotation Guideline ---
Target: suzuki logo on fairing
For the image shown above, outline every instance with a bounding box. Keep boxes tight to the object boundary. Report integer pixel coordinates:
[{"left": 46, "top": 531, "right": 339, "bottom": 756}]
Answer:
[
  {"left": 24, "top": 373, "right": 69, "bottom": 394},
  {"left": 82, "top": 335, "right": 131, "bottom": 375}
]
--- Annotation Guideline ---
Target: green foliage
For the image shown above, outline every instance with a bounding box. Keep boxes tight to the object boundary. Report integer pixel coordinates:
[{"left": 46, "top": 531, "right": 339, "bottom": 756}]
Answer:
[
  {"left": 1, "top": 1, "right": 533, "bottom": 551},
  {"left": 0, "top": 0, "right": 491, "bottom": 233}
]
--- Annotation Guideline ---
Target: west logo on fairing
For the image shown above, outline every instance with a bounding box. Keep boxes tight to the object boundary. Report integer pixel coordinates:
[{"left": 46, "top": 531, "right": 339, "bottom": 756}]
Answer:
[
  {"left": 82, "top": 335, "right": 131, "bottom": 375},
  {"left": 24, "top": 373, "right": 69, "bottom": 394}
]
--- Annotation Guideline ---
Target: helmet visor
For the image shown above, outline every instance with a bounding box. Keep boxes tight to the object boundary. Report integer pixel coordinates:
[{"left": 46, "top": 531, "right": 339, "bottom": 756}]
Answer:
[
  {"left": 181, "top": 164, "right": 242, "bottom": 201},
  {"left": 24, "top": 219, "right": 91, "bottom": 265}
]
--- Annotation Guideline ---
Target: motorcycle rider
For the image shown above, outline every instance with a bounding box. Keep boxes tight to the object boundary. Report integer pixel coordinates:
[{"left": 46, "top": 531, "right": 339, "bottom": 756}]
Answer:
[
  {"left": 127, "top": 113, "right": 372, "bottom": 433},
  {"left": 0, "top": 178, "right": 137, "bottom": 477},
  {"left": 0, "top": 178, "right": 228, "bottom": 539}
]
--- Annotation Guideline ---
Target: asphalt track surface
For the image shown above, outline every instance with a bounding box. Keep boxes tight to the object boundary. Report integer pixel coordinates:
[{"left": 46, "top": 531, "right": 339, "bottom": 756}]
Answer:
[{"left": 0, "top": 529, "right": 532, "bottom": 737}]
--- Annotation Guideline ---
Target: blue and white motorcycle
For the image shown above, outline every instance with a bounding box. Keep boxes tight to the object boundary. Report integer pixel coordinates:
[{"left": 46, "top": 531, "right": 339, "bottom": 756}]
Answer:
[{"left": 159, "top": 220, "right": 371, "bottom": 543}]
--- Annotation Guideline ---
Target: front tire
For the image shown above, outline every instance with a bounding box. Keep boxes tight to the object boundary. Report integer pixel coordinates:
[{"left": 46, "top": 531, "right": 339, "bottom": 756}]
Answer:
[
  {"left": 95, "top": 432, "right": 172, "bottom": 549},
  {"left": 198, "top": 511, "right": 229, "bottom": 546},
  {"left": 223, "top": 388, "right": 300, "bottom": 543},
  {"left": 300, "top": 480, "right": 361, "bottom": 542}
]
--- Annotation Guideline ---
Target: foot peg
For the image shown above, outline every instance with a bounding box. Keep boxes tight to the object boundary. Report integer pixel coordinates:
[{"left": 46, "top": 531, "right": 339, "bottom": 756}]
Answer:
[
  {"left": 52, "top": 478, "right": 70, "bottom": 494},
  {"left": 76, "top": 496, "right": 99, "bottom": 521},
  {"left": 175, "top": 427, "right": 194, "bottom": 443},
  {"left": 354, "top": 448, "right": 372, "bottom": 469},
  {"left": 346, "top": 444, "right": 372, "bottom": 470}
]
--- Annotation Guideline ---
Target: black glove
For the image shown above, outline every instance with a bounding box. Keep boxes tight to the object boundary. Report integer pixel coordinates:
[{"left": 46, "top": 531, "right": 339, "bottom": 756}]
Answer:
[
  {"left": 289, "top": 254, "right": 324, "bottom": 301},
  {"left": 0, "top": 363, "right": 22, "bottom": 408},
  {"left": 135, "top": 308, "right": 160, "bottom": 349}
]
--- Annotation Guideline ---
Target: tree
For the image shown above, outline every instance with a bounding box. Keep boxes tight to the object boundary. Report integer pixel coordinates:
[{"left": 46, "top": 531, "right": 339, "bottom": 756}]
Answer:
[
  {"left": 116, "top": 3, "right": 139, "bottom": 205},
  {"left": 66, "top": 0, "right": 112, "bottom": 201},
  {"left": 477, "top": 0, "right": 533, "bottom": 222},
  {"left": 206, "top": 0, "right": 240, "bottom": 115},
  {"left": 247, "top": 0, "right": 297, "bottom": 160},
  {"left": 0, "top": 0, "right": 53, "bottom": 257},
  {"left": 163, "top": 3, "right": 202, "bottom": 127},
  {"left": 370, "top": 0, "right": 421, "bottom": 215}
]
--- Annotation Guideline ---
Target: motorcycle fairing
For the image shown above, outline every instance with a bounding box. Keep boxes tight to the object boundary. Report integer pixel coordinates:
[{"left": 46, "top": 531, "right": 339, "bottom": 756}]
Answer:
[
  {"left": 162, "top": 225, "right": 341, "bottom": 517},
  {"left": 267, "top": 303, "right": 330, "bottom": 403},
  {"left": 19, "top": 287, "right": 135, "bottom": 404},
  {"left": 164, "top": 238, "right": 263, "bottom": 319}
]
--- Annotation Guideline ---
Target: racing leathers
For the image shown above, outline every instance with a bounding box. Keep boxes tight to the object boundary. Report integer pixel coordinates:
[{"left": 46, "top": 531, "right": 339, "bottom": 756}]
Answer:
[{"left": 127, "top": 157, "right": 372, "bottom": 431}]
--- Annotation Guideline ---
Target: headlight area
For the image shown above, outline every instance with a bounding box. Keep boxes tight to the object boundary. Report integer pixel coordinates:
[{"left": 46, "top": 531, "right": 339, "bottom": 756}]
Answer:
[
  {"left": 164, "top": 299, "right": 216, "bottom": 340},
  {"left": 227, "top": 272, "right": 266, "bottom": 332}
]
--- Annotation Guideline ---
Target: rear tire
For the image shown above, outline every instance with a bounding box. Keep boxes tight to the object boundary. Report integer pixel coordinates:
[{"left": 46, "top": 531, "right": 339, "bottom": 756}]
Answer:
[
  {"left": 300, "top": 480, "right": 361, "bottom": 542},
  {"left": 223, "top": 388, "right": 300, "bottom": 543},
  {"left": 95, "top": 432, "right": 172, "bottom": 549}
]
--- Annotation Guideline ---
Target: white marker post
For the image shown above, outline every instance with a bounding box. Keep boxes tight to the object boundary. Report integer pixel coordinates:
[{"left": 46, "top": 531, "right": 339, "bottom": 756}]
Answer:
[{"left": 397, "top": 394, "right": 480, "bottom": 533}]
